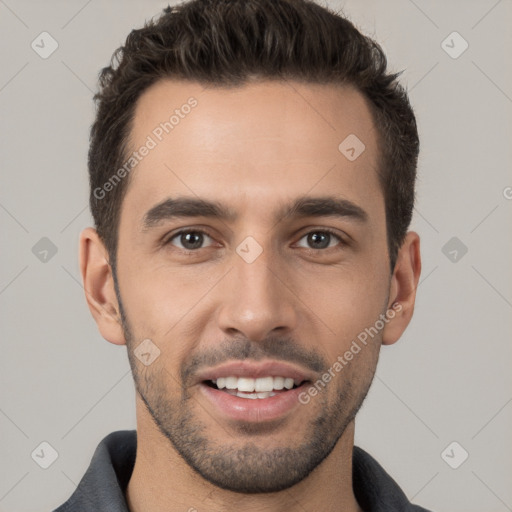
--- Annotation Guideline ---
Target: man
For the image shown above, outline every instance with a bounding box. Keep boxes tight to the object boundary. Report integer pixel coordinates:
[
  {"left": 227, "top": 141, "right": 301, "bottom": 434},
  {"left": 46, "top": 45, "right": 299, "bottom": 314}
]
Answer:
[{"left": 54, "top": 0, "right": 430, "bottom": 510}]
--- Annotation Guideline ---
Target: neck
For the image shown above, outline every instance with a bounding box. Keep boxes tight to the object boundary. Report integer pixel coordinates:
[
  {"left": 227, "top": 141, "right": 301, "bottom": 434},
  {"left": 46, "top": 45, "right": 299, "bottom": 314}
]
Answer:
[{"left": 126, "top": 396, "right": 363, "bottom": 512}]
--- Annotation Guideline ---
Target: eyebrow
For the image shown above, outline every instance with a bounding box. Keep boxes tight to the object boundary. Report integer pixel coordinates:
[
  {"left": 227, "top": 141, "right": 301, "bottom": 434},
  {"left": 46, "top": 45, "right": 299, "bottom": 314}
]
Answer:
[{"left": 142, "top": 194, "right": 368, "bottom": 229}]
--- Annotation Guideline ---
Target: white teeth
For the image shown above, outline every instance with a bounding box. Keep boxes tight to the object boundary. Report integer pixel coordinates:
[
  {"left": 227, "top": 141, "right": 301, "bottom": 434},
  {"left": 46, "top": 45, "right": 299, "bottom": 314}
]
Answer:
[
  {"left": 237, "top": 377, "right": 255, "bottom": 392},
  {"left": 235, "top": 391, "right": 277, "bottom": 399},
  {"left": 284, "top": 378, "right": 294, "bottom": 390},
  {"left": 225, "top": 376, "right": 238, "bottom": 389},
  {"left": 211, "top": 376, "right": 303, "bottom": 393},
  {"left": 236, "top": 391, "right": 258, "bottom": 399},
  {"left": 255, "top": 376, "right": 274, "bottom": 392},
  {"left": 273, "top": 376, "right": 285, "bottom": 390}
]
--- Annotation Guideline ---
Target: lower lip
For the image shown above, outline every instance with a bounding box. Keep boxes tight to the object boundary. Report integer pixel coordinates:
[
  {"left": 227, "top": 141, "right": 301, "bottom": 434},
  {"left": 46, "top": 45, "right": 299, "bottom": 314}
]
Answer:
[{"left": 199, "top": 383, "right": 308, "bottom": 423}]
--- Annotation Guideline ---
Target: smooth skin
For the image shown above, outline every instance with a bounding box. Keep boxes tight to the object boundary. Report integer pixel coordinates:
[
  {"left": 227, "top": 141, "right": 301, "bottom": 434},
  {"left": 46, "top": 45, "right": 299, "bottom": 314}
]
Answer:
[{"left": 80, "top": 80, "right": 421, "bottom": 512}]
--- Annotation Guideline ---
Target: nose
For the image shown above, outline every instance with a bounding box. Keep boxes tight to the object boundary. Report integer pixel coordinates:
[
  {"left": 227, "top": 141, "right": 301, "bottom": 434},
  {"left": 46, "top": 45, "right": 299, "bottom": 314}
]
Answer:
[{"left": 216, "top": 246, "right": 299, "bottom": 343}]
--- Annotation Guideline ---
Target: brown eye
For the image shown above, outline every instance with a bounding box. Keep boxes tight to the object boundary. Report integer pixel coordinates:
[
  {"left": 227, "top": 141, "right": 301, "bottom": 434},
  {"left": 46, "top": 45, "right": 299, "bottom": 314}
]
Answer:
[
  {"left": 167, "top": 230, "right": 214, "bottom": 250},
  {"left": 296, "top": 230, "right": 344, "bottom": 250}
]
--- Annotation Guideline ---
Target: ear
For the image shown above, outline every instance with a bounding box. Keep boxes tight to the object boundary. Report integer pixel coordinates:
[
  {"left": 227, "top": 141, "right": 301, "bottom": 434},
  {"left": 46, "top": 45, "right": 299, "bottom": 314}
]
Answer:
[
  {"left": 79, "top": 227, "right": 126, "bottom": 345},
  {"left": 382, "top": 231, "right": 421, "bottom": 345}
]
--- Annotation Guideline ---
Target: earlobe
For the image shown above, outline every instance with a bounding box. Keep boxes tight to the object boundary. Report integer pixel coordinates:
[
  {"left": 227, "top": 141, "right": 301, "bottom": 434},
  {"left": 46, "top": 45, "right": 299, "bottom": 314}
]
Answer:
[
  {"left": 79, "top": 227, "right": 127, "bottom": 346},
  {"left": 382, "top": 231, "right": 421, "bottom": 346}
]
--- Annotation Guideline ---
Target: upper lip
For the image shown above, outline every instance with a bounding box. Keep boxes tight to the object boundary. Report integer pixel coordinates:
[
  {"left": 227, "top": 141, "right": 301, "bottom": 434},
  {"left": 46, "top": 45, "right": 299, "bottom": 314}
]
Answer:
[{"left": 194, "top": 360, "right": 315, "bottom": 385}]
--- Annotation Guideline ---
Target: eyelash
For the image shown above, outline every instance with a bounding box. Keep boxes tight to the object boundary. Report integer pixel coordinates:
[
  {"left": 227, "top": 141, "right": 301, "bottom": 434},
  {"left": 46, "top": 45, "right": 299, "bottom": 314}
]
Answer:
[{"left": 163, "top": 227, "right": 346, "bottom": 254}]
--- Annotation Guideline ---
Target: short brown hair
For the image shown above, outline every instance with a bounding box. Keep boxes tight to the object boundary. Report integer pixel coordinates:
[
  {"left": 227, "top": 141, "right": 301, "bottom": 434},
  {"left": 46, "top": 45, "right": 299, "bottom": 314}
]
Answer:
[{"left": 89, "top": 0, "right": 419, "bottom": 271}]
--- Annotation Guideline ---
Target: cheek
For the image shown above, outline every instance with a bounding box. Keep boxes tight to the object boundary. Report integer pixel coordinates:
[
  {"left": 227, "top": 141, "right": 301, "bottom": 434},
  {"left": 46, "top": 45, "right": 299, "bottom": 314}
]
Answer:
[
  {"left": 302, "top": 264, "right": 389, "bottom": 345},
  {"left": 117, "top": 257, "right": 208, "bottom": 334}
]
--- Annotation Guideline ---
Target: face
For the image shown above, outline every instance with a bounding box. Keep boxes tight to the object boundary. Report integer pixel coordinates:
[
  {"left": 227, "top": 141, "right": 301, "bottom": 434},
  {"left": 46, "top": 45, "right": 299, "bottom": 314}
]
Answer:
[{"left": 112, "top": 80, "right": 394, "bottom": 492}]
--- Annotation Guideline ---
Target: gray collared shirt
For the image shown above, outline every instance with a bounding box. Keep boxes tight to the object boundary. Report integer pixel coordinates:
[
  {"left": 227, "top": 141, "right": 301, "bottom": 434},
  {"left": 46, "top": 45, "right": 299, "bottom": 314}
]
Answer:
[{"left": 53, "top": 430, "right": 433, "bottom": 512}]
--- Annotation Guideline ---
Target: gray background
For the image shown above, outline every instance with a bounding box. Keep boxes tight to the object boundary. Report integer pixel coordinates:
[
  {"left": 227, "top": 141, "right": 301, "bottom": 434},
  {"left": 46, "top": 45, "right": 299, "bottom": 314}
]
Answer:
[{"left": 1, "top": 1, "right": 511, "bottom": 511}]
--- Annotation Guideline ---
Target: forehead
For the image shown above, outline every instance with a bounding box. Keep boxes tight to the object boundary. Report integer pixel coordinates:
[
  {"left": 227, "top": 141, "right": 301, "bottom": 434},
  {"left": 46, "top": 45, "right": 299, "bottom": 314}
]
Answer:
[{"left": 121, "top": 79, "right": 383, "bottom": 225}]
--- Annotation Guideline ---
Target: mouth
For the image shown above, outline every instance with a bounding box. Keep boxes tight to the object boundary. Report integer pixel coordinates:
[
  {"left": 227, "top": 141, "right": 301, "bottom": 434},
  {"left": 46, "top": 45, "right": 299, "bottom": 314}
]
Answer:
[
  {"left": 203, "top": 375, "right": 307, "bottom": 399},
  {"left": 195, "top": 360, "right": 315, "bottom": 422}
]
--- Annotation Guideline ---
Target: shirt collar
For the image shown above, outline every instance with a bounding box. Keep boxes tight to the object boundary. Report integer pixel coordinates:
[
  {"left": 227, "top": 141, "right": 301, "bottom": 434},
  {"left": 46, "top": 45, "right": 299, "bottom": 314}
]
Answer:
[{"left": 54, "top": 430, "right": 431, "bottom": 512}]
